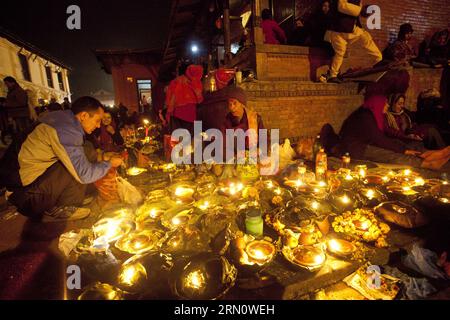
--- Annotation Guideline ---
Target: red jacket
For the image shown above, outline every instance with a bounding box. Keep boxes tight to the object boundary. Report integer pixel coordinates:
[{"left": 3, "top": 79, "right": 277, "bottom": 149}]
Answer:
[{"left": 261, "top": 19, "right": 287, "bottom": 45}]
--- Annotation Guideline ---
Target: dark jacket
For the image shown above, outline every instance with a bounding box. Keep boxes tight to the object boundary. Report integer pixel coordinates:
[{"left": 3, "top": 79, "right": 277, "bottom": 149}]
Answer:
[
  {"left": 198, "top": 86, "right": 236, "bottom": 131},
  {"left": 329, "top": 0, "right": 363, "bottom": 34},
  {"left": 338, "top": 107, "right": 407, "bottom": 159},
  {"left": 5, "top": 84, "right": 29, "bottom": 118}
]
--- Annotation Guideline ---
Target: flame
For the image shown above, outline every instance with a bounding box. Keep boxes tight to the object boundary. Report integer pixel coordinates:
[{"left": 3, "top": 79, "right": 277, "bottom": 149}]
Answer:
[
  {"left": 414, "top": 178, "right": 425, "bottom": 186},
  {"left": 404, "top": 169, "right": 412, "bottom": 176},
  {"left": 328, "top": 239, "right": 341, "bottom": 252},
  {"left": 318, "top": 181, "right": 327, "bottom": 187},
  {"left": 341, "top": 195, "right": 350, "bottom": 204},
  {"left": 199, "top": 201, "right": 210, "bottom": 210},
  {"left": 172, "top": 217, "right": 181, "bottom": 226},
  {"left": 295, "top": 180, "right": 304, "bottom": 187},
  {"left": 118, "top": 262, "right": 147, "bottom": 287},
  {"left": 382, "top": 176, "right": 389, "bottom": 182},
  {"left": 274, "top": 188, "right": 282, "bottom": 195},
  {"left": 311, "top": 201, "right": 319, "bottom": 210},
  {"left": 345, "top": 174, "right": 353, "bottom": 181},
  {"left": 314, "top": 253, "right": 325, "bottom": 265},
  {"left": 366, "top": 189, "right": 375, "bottom": 199},
  {"left": 185, "top": 270, "right": 205, "bottom": 290},
  {"left": 359, "top": 169, "right": 366, "bottom": 178}
]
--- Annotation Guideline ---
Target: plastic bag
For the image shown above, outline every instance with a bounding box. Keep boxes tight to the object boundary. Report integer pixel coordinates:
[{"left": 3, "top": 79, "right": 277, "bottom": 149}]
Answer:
[
  {"left": 383, "top": 266, "right": 437, "bottom": 300},
  {"left": 117, "top": 177, "right": 143, "bottom": 206},
  {"left": 402, "top": 243, "right": 448, "bottom": 280},
  {"left": 279, "top": 139, "right": 296, "bottom": 171},
  {"left": 58, "top": 229, "right": 92, "bottom": 258}
]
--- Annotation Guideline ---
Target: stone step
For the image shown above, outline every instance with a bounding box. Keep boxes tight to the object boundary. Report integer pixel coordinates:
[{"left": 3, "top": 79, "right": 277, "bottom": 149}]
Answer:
[{"left": 240, "top": 80, "right": 361, "bottom": 98}]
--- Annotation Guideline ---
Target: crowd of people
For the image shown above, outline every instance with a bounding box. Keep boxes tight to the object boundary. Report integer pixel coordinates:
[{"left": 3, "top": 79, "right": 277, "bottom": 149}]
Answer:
[{"left": 260, "top": 1, "right": 449, "bottom": 84}]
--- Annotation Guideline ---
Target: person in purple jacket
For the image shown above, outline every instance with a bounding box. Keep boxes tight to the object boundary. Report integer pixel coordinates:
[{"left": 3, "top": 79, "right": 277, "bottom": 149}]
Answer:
[{"left": 3, "top": 97, "right": 123, "bottom": 222}]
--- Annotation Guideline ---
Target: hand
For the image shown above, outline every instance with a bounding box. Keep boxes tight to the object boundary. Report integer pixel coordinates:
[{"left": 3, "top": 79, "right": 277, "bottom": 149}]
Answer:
[
  {"left": 407, "top": 134, "right": 422, "bottom": 141},
  {"left": 109, "top": 156, "right": 123, "bottom": 168},
  {"left": 103, "top": 152, "right": 118, "bottom": 161},
  {"left": 106, "top": 125, "right": 115, "bottom": 135},
  {"left": 404, "top": 150, "right": 422, "bottom": 156}
]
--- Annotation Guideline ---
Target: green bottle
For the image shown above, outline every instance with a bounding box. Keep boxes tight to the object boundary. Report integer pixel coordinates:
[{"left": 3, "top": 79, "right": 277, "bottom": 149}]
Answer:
[{"left": 245, "top": 208, "right": 263, "bottom": 238}]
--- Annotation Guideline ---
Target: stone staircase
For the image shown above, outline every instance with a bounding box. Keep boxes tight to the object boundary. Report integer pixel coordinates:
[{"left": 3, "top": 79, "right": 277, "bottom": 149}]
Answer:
[{"left": 235, "top": 43, "right": 444, "bottom": 142}]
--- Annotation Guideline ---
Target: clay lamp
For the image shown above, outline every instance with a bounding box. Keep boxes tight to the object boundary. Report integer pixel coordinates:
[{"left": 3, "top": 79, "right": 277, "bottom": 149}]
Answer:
[
  {"left": 289, "top": 245, "right": 326, "bottom": 271},
  {"left": 92, "top": 217, "right": 134, "bottom": 244},
  {"left": 359, "top": 188, "right": 386, "bottom": 207},
  {"left": 115, "top": 230, "right": 163, "bottom": 255},
  {"left": 219, "top": 182, "right": 245, "bottom": 197},
  {"left": 326, "top": 238, "right": 356, "bottom": 258},
  {"left": 127, "top": 167, "right": 147, "bottom": 176},
  {"left": 244, "top": 240, "right": 276, "bottom": 265},
  {"left": 117, "top": 258, "right": 148, "bottom": 292}
]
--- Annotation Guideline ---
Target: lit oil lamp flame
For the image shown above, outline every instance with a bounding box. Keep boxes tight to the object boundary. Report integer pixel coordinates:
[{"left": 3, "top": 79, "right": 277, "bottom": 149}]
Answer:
[
  {"left": 127, "top": 167, "right": 146, "bottom": 176},
  {"left": 382, "top": 176, "right": 389, "bottom": 182},
  {"left": 149, "top": 209, "right": 157, "bottom": 219},
  {"left": 175, "top": 187, "right": 192, "bottom": 197},
  {"left": 414, "top": 178, "right": 425, "bottom": 186},
  {"left": 359, "top": 169, "right": 366, "bottom": 178},
  {"left": 295, "top": 180, "right": 304, "bottom": 187},
  {"left": 311, "top": 201, "right": 319, "bottom": 210},
  {"left": 172, "top": 217, "right": 181, "bottom": 226},
  {"left": 404, "top": 169, "right": 412, "bottom": 176},
  {"left": 143, "top": 119, "right": 150, "bottom": 125},
  {"left": 366, "top": 189, "right": 375, "bottom": 199},
  {"left": 185, "top": 270, "right": 205, "bottom": 290},
  {"left": 274, "top": 188, "right": 282, "bottom": 195},
  {"left": 199, "top": 201, "right": 209, "bottom": 211},
  {"left": 267, "top": 181, "right": 274, "bottom": 189},
  {"left": 118, "top": 263, "right": 147, "bottom": 287},
  {"left": 318, "top": 181, "right": 327, "bottom": 187},
  {"left": 340, "top": 195, "right": 350, "bottom": 204},
  {"left": 439, "top": 197, "right": 449, "bottom": 203},
  {"left": 402, "top": 186, "right": 412, "bottom": 192},
  {"left": 314, "top": 253, "right": 325, "bottom": 265},
  {"left": 328, "top": 239, "right": 341, "bottom": 252},
  {"left": 345, "top": 174, "right": 353, "bottom": 181}
]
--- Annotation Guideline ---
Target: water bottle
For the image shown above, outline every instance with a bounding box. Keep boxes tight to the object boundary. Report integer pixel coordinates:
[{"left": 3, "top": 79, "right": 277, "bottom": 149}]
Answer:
[{"left": 315, "top": 148, "right": 328, "bottom": 182}]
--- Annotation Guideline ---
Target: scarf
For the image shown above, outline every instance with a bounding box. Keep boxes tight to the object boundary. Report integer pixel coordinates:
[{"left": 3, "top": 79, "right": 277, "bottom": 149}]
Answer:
[{"left": 363, "top": 95, "right": 387, "bottom": 131}]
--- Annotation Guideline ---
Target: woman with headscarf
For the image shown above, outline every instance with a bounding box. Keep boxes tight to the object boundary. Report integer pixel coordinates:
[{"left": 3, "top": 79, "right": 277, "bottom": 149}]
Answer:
[
  {"left": 92, "top": 110, "right": 124, "bottom": 153},
  {"left": 337, "top": 95, "right": 450, "bottom": 171},
  {"left": 165, "top": 64, "right": 204, "bottom": 135},
  {"left": 384, "top": 93, "right": 446, "bottom": 149}
]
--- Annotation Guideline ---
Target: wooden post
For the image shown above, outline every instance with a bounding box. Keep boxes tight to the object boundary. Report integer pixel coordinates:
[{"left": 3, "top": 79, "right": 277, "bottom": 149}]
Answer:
[
  {"left": 252, "top": 0, "right": 264, "bottom": 45},
  {"left": 223, "top": 0, "right": 232, "bottom": 64}
]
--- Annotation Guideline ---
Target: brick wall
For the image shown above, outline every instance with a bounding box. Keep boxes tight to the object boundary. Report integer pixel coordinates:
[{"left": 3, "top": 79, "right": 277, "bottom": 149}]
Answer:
[{"left": 360, "top": 0, "right": 450, "bottom": 52}]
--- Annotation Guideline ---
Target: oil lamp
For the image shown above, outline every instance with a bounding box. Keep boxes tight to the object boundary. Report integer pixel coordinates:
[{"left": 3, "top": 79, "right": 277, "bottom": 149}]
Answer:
[
  {"left": 341, "top": 195, "right": 351, "bottom": 205},
  {"left": 92, "top": 217, "right": 134, "bottom": 244},
  {"left": 115, "top": 230, "right": 163, "bottom": 255},
  {"left": 355, "top": 165, "right": 367, "bottom": 178},
  {"left": 326, "top": 238, "right": 356, "bottom": 258},
  {"left": 118, "top": 260, "right": 147, "bottom": 289},
  {"left": 78, "top": 283, "right": 124, "bottom": 300},
  {"left": 184, "top": 270, "right": 206, "bottom": 290},
  {"left": 220, "top": 182, "right": 244, "bottom": 197},
  {"left": 244, "top": 240, "right": 276, "bottom": 265},
  {"left": 127, "top": 167, "right": 147, "bottom": 176},
  {"left": 285, "top": 245, "right": 326, "bottom": 271}
]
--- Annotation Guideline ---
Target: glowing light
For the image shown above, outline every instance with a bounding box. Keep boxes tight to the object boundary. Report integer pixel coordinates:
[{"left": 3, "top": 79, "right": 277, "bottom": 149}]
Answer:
[
  {"left": 402, "top": 186, "right": 412, "bottom": 192},
  {"left": 359, "top": 169, "right": 366, "bottom": 178},
  {"left": 191, "top": 44, "right": 199, "bottom": 53},
  {"left": 439, "top": 198, "right": 449, "bottom": 203},
  {"left": 199, "top": 201, "right": 210, "bottom": 211},
  {"left": 382, "top": 176, "right": 389, "bottom": 182},
  {"left": 274, "top": 188, "right": 282, "bottom": 195},
  {"left": 366, "top": 189, "right": 375, "bottom": 199},
  {"left": 328, "top": 239, "right": 341, "bottom": 252},
  {"left": 311, "top": 201, "right": 319, "bottom": 210},
  {"left": 267, "top": 181, "right": 274, "bottom": 189},
  {"left": 295, "top": 180, "right": 304, "bottom": 187},
  {"left": 118, "top": 263, "right": 147, "bottom": 287},
  {"left": 404, "top": 169, "right": 412, "bottom": 176},
  {"left": 341, "top": 195, "right": 350, "bottom": 204},
  {"left": 185, "top": 270, "right": 205, "bottom": 290},
  {"left": 127, "top": 167, "right": 146, "bottom": 176},
  {"left": 414, "top": 178, "right": 425, "bottom": 186},
  {"left": 345, "top": 174, "right": 353, "bottom": 181},
  {"left": 443, "top": 181, "right": 449, "bottom": 185},
  {"left": 149, "top": 209, "right": 158, "bottom": 219},
  {"left": 172, "top": 217, "right": 181, "bottom": 226},
  {"left": 143, "top": 119, "right": 149, "bottom": 125},
  {"left": 318, "top": 181, "right": 327, "bottom": 187},
  {"left": 314, "top": 253, "right": 325, "bottom": 265}
]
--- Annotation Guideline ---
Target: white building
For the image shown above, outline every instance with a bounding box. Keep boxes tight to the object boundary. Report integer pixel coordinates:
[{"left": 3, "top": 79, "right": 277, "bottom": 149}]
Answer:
[{"left": 0, "top": 27, "right": 71, "bottom": 106}]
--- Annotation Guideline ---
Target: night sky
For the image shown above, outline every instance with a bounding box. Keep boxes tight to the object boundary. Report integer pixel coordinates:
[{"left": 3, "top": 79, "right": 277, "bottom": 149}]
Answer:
[{"left": 1, "top": 0, "right": 172, "bottom": 99}]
